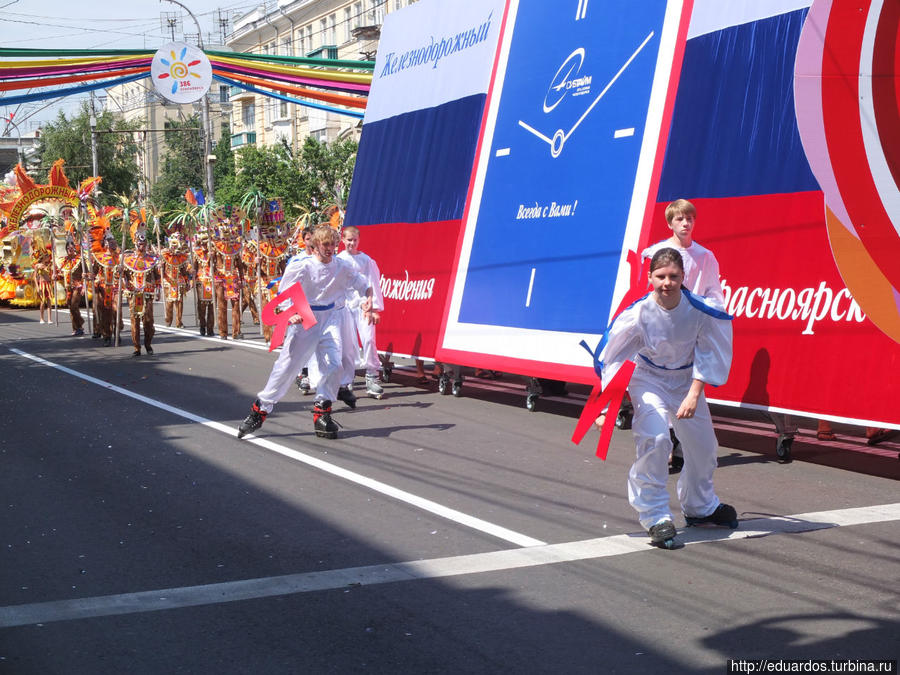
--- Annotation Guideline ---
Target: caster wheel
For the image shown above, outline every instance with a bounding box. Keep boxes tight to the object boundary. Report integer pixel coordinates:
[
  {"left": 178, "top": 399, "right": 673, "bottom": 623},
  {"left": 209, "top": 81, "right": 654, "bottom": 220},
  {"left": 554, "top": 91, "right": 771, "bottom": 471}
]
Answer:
[
  {"left": 659, "top": 538, "right": 677, "bottom": 549},
  {"left": 615, "top": 409, "right": 633, "bottom": 430},
  {"left": 526, "top": 394, "right": 538, "bottom": 412},
  {"left": 451, "top": 381, "right": 462, "bottom": 397},
  {"left": 438, "top": 374, "right": 449, "bottom": 395},
  {"left": 381, "top": 366, "right": 392, "bottom": 383},
  {"left": 776, "top": 435, "right": 793, "bottom": 463}
]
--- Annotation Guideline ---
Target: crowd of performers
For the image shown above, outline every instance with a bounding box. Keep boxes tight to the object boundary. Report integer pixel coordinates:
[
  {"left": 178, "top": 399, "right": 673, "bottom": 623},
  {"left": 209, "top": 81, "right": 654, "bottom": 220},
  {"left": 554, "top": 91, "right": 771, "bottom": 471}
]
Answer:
[{"left": 26, "top": 199, "right": 302, "bottom": 357}]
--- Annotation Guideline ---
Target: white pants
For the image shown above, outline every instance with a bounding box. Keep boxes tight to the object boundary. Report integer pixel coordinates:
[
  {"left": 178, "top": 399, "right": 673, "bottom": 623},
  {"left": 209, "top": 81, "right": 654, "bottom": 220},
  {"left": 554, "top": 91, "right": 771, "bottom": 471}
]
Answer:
[
  {"left": 257, "top": 308, "right": 342, "bottom": 412},
  {"left": 308, "top": 306, "right": 358, "bottom": 389},
  {"left": 351, "top": 305, "right": 380, "bottom": 376},
  {"left": 627, "top": 366, "right": 721, "bottom": 530}
]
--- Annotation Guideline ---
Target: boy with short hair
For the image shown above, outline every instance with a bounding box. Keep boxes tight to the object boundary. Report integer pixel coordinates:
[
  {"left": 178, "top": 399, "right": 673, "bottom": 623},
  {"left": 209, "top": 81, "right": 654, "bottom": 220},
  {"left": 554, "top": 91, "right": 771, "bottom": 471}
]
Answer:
[
  {"left": 338, "top": 225, "right": 385, "bottom": 398},
  {"left": 642, "top": 199, "right": 724, "bottom": 306},
  {"left": 641, "top": 199, "right": 725, "bottom": 470},
  {"left": 238, "top": 225, "right": 374, "bottom": 440}
]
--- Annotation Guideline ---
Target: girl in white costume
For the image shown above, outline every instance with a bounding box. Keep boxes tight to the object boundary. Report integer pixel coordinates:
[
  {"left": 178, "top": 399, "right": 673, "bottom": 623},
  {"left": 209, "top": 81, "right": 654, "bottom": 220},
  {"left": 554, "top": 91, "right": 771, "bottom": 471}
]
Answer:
[
  {"left": 596, "top": 247, "right": 737, "bottom": 547},
  {"left": 238, "top": 226, "right": 373, "bottom": 440},
  {"left": 338, "top": 226, "right": 385, "bottom": 398}
]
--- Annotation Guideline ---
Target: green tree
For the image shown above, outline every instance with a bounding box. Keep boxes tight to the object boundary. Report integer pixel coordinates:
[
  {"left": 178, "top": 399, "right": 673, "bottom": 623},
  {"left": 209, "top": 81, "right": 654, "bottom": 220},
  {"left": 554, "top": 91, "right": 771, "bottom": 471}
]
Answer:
[
  {"left": 35, "top": 102, "right": 142, "bottom": 200},
  {"left": 212, "top": 122, "right": 238, "bottom": 205},
  {"left": 300, "top": 136, "right": 358, "bottom": 211},
  {"left": 150, "top": 115, "right": 205, "bottom": 212},
  {"left": 229, "top": 140, "right": 312, "bottom": 218}
]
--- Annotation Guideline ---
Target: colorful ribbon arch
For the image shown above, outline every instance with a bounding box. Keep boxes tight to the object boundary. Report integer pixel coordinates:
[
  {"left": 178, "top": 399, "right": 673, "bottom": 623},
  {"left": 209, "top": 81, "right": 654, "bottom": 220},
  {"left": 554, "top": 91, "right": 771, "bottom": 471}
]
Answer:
[{"left": 0, "top": 47, "right": 373, "bottom": 118}]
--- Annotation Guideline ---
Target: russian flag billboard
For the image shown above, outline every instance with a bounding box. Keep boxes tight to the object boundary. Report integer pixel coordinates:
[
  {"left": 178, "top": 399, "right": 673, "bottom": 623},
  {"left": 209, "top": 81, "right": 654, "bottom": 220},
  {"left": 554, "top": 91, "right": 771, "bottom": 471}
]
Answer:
[
  {"left": 347, "top": 0, "right": 900, "bottom": 429},
  {"left": 344, "top": 0, "right": 507, "bottom": 361}
]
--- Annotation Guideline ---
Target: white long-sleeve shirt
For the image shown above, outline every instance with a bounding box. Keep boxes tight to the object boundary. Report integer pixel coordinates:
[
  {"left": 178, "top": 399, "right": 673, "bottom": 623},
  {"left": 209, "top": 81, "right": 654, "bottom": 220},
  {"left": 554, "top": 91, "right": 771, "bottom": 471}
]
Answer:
[
  {"left": 642, "top": 240, "right": 724, "bottom": 307},
  {"left": 337, "top": 250, "right": 384, "bottom": 311},
  {"left": 278, "top": 254, "right": 370, "bottom": 309},
  {"left": 600, "top": 291, "right": 732, "bottom": 390}
]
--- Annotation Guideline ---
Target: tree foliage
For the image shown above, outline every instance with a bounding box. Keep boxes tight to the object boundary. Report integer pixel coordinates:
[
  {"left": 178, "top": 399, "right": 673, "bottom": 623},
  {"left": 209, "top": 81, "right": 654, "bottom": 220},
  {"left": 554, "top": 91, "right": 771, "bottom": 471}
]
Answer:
[
  {"left": 300, "top": 136, "right": 358, "bottom": 211},
  {"left": 149, "top": 122, "right": 358, "bottom": 222},
  {"left": 149, "top": 114, "right": 205, "bottom": 212},
  {"left": 35, "top": 102, "right": 142, "bottom": 201}
]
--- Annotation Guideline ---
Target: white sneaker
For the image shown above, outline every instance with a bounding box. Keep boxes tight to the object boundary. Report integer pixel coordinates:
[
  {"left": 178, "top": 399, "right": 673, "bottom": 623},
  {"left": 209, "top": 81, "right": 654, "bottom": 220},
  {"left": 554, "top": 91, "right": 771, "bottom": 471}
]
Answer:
[{"left": 365, "top": 374, "right": 383, "bottom": 397}]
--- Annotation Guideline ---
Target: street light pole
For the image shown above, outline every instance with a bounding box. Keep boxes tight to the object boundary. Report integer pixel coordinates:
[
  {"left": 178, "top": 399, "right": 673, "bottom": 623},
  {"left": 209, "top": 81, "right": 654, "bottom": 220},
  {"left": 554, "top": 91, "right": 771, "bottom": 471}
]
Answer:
[
  {"left": 1, "top": 114, "right": 24, "bottom": 168},
  {"left": 160, "top": 0, "right": 215, "bottom": 201}
]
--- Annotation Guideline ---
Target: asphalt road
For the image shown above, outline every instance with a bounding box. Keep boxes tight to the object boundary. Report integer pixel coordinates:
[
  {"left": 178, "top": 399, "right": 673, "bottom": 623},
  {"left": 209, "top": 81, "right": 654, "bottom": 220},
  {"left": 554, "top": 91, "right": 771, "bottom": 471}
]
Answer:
[{"left": 1, "top": 304, "right": 898, "bottom": 674}]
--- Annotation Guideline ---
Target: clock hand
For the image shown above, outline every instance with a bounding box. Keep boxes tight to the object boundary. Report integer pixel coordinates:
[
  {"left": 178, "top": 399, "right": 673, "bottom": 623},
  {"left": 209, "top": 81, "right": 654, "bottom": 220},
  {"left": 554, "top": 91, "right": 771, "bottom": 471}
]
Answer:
[
  {"left": 517, "top": 120, "right": 554, "bottom": 146},
  {"left": 562, "top": 30, "right": 655, "bottom": 143}
]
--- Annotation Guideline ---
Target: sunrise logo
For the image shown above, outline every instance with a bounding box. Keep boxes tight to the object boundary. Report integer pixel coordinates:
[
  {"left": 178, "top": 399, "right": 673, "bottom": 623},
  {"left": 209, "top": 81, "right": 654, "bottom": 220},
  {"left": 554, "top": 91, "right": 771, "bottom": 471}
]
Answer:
[
  {"left": 157, "top": 47, "right": 203, "bottom": 95},
  {"left": 150, "top": 41, "right": 212, "bottom": 104}
]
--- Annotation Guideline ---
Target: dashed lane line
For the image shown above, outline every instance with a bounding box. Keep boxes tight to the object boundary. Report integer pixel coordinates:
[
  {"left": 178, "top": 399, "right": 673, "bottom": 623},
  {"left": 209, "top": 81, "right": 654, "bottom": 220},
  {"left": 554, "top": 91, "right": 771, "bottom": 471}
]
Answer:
[
  {"left": 1, "top": 503, "right": 897, "bottom": 628},
  {"left": 9, "top": 347, "right": 546, "bottom": 549}
]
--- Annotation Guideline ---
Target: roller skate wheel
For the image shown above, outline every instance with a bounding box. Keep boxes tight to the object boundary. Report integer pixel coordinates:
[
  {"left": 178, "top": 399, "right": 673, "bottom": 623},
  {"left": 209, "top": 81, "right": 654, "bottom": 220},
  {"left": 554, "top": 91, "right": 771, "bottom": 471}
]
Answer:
[
  {"left": 776, "top": 435, "right": 793, "bottom": 462},
  {"left": 615, "top": 409, "right": 632, "bottom": 430},
  {"left": 438, "top": 375, "right": 449, "bottom": 395},
  {"left": 451, "top": 381, "right": 462, "bottom": 397},
  {"left": 526, "top": 394, "right": 538, "bottom": 412}
]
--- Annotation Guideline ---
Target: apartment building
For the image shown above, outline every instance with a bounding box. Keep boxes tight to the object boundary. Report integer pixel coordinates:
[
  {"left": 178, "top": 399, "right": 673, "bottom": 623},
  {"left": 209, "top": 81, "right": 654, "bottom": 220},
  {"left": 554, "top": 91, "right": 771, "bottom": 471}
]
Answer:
[
  {"left": 225, "top": 0, "right": 416, "bottom": 153},
  {"left": 104, "top": 77, "right": 229, "bottom": 199}
]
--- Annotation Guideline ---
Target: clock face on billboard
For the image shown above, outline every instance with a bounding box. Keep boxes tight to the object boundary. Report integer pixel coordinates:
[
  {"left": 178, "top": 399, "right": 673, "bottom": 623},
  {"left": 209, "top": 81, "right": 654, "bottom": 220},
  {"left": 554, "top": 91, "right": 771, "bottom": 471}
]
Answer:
[
  {"left": 442, "top": 0, "right": 688, "bottom": 366},
  {"left": 151, "top": 42, "right": 212, "bottom": 104}
]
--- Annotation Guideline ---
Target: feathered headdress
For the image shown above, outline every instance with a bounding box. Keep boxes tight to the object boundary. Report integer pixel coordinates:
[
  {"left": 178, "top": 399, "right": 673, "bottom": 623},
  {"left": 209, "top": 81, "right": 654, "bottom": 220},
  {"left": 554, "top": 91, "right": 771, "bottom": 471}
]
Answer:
[
  {"left": 129, "top": 208, "right": 148, "bottom": 245},
  {"left": 63, "top": 219, "right": 80, "bottom": 252},
  {"left": 78, "top": 176, "right": 102, "bottom": 201},
  {"left": 89, "top": 216, "right": 116, "bottom": 254}
]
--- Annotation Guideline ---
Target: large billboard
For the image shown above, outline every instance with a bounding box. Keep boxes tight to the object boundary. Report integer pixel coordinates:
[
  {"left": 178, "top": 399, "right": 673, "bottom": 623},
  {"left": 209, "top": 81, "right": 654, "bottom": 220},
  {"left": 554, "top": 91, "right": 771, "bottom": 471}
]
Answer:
[{"left": 347, "top": 0, "right": 900, "bottom": 430}]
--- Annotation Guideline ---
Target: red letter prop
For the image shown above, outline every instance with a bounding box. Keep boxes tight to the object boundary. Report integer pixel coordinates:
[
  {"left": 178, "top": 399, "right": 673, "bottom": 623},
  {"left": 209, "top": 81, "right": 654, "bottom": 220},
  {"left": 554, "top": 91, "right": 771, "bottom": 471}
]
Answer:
[
  {"left": 261, "top": 283, "right": 317, "bottom": 352},
  {"left": 611, "top": 250, "right": 650, "bottom": 318},
  {"left": 571, "top": 360, "right": 636, "bottom": 460}
]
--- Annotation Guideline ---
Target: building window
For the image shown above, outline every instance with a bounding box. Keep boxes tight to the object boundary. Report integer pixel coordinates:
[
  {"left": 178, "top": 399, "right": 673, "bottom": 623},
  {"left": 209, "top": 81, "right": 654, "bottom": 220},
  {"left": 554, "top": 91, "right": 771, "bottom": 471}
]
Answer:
[
  {"left": 328, "top": 13, "right": 336, "bottom": 45},
  {"left": 344, "top": 7, "right": 352, "bottom": 42},
  {"left": 353, "top": 2, "right": 362, "bottom": 28},
  {"left": 282, "top": 37, "right": 291, "bottom": 56},
  {"left": 242, "top": 102, "right": 255, "bottom": 128},
  {"left": 367, "top": 0, "right": 383, "bottom": 24},
  {"left": 218, "top": 85, "right": 229, "bottom": 103},
  {"left": 394, "top": 0, "right": 404, "bottom": 10},
  {"left": 319, "top": 19, "right": 327, "bottom": 47}
]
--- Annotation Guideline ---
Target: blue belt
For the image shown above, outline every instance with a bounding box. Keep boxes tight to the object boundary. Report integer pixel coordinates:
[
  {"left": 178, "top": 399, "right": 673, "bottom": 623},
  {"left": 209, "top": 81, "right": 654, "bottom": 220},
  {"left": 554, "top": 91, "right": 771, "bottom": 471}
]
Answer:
[
  {"left": 639, "top": 354, "right": 693, "bottom": 370},
  {"left": 309, "top": 302, "right": 335, "bottom": 311}
]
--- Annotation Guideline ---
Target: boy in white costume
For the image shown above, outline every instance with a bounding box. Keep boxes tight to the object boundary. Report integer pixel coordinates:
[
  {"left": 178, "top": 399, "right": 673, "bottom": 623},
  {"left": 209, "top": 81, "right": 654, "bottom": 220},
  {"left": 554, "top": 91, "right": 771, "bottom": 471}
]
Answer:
[
  {"left": 237, "top": 226, "right": 374, "bottom": 440},
  {"left": 595, "top": 248, "right": 737, "bottom": 548},
  {"left": 304, "top": 226, "right": 385, "bottom": 406},
  {"left": 640, "top": 199, "right": 724, "bottom": 470},
  {"left": 337, "top": 226, "right": 385, "bottom": 398},
  {"left": 641, "top": 199, "right": 724, "bottom": 306}
]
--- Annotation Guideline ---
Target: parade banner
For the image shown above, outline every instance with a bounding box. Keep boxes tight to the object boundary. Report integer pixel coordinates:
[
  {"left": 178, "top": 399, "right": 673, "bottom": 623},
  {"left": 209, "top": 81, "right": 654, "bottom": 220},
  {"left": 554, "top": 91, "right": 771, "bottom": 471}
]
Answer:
[
  {"left": 439, "top": 0, "right": 692, "bottom": 376},
  {"left": 347, "top": 0, "right": 900, "bottom": 428},
  {"left": 343, "top": 0, "right": 507, "bottom": 360},
  {"left": 646, "top": 0, "right": 900, "bottom": 427}
]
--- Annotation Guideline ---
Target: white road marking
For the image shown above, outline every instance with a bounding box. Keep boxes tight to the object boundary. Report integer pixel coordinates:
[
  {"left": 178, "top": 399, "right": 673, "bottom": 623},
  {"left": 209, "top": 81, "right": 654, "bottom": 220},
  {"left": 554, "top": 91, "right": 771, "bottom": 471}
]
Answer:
[
  {"left": 614, "top": 127, "right": 635, "bottom": 138},
  {"left": 525, "top": 267, "right": 536, "bottom": 307},
  {"left": 9, "top": 348, "right": 546, "bottom": 549},
  {"left": 495, "top": 147, "right": 510, "bottom": 157},
  {"left": 1, "top": 503, "right": 897, "bottom": 628}
]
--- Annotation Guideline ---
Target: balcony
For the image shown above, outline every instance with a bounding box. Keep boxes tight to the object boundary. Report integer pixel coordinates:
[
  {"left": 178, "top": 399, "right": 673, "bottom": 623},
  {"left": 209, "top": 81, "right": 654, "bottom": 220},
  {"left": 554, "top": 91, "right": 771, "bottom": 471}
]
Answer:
[
  {"left": 231, "top": 131, "right": 257, "bottom": 148},
  {"left": 229, "top": 85, "right": 255, "bottom": 100},
  {"left": 306, "top": 45, "right": 339, "bottom": 60}
]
